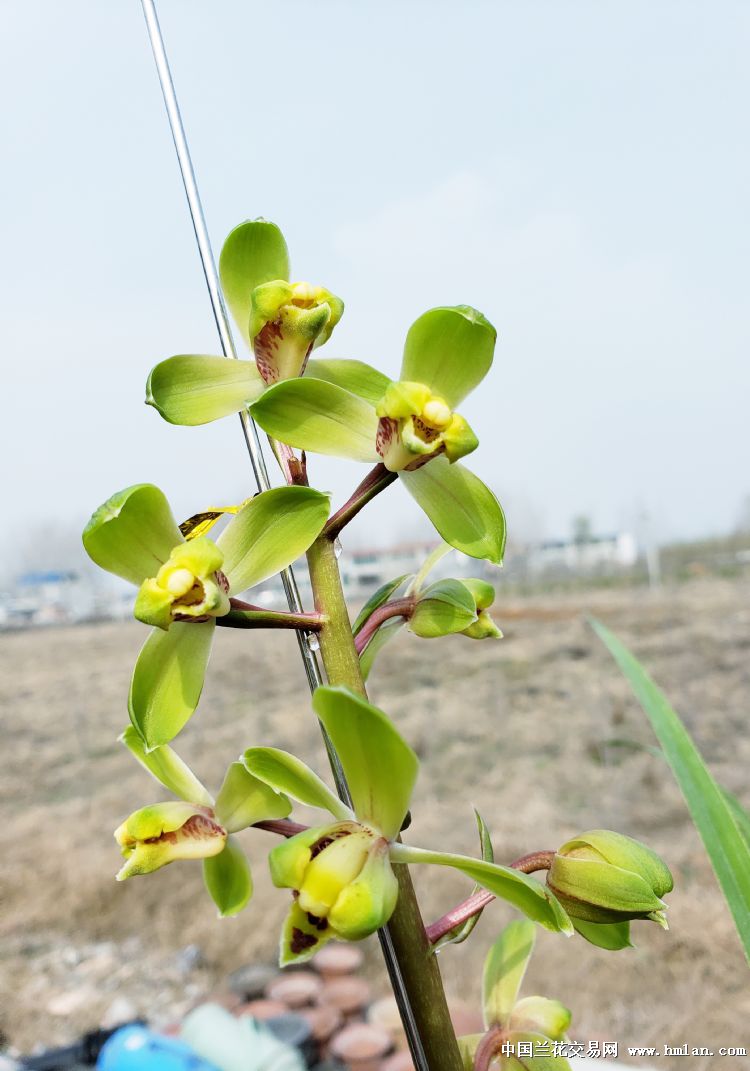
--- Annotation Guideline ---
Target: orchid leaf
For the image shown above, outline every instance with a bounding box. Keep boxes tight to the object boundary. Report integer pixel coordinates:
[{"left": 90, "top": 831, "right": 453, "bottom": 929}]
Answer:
[
  {"left": 390, "top": 844, "right": 573, "bottom": 934},
  {"left": 203, "top": 837, "right": 253, "bottom": 917},
  {"left": 409, "top": 578, "right": 478, "bottom": 638},
  {"left": 572, "top": 918, "right": 632, "bottom": 950},
  {"left": 307, "top": 357, "right": 391, "bottom": 407},
  {"left": 592, "top": 619, "right": 750, "bottom": 961},
  {"left": 482, "top": 920, "right": 536, "bottom": 1028},
  {"left": 251, "top": 378, "right": 380, "bottom": 462},
  {"left": 83, "top": 484, "right": 182, "bottom": 586},
  {"left": 146, "top": 355, "right": 264, "bottom": 426},
  {"left": 214, "top": 761, "right": 292, "bottom": 833},
  {"left": 243, "top": 747, "right": 352, "bottom": 821},
  {"left": 401, "top": 458, "right": 506, "bottom": 564},
  {"left": 219, "top": 220, "right": 290, "bottom": 347},
  {"left": 401, "top": 306, "right": 496, "bottom": 407},
  {"left": 128, "top": 621, "right": 215, "bottom": 749},
  {"left": 432, "top": 809, "right": 494, "bottom": 952},
  {"left": 352, "top": 574, "right": 411, "bottom": 636},
  {"left": 119, "top": 726, "right": 214, "bottom": 807},
  {"left": 360, "top": 618, "right": 405, "bottom": 681},
  {"left": 218, "top": 486, "right": 330, "bottom": 594},
  {"left": 313, "top": 687, "right": 418, "bottom": 839}
]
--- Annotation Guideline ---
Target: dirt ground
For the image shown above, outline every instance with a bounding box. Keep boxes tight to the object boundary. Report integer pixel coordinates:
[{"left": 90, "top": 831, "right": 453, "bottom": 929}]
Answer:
[{"left": 1, "top": 575, "right": 749, "bottom": 1065}]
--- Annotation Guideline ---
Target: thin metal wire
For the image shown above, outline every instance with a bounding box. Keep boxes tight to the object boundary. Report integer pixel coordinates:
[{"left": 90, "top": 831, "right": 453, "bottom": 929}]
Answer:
[{"left": 138, "top": 6, "right": 428, "bottom": 1069}]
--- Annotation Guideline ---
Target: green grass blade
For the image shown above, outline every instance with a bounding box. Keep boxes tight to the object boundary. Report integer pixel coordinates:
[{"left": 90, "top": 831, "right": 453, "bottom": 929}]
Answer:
[{"left": 591, "top": 618, "right": 750, "bottom": 962}]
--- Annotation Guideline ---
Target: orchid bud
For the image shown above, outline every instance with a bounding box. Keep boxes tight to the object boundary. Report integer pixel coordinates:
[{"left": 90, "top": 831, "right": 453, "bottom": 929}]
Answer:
[
  {"left": 250, "top": 280, "right": 344, "bottom": 383},
  {"left": 114, "top": 801, "right": 226, "bottom": 880},
  {"left": 133, "top": 535, "right": 230, "bottom": 630},
  {"left": 460, "top": 579, "right": 502, "bottom": 640},
  {"left": 375, "top": 380, "right": 478, "bottom": 472},
  {"left": 546, "top": 829, "right": 673, "bottom": 927}
]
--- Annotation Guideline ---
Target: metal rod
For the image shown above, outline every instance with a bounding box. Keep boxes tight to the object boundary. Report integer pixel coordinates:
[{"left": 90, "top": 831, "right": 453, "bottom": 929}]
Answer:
[{"left": 138, "top": 6, "right": 429, "bottom": 1069}]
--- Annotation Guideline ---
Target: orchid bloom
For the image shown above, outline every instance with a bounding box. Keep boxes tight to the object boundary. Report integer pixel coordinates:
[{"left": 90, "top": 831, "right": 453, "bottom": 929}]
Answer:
[
  {"left": 114, "top": 727, "right": 291, "bottom": 917},
  {"left": 145, "top": 220, "right": 342, "bottom": 426},
  {"left": 243, "top": 687, "right": 572, "bottom": 966},
  {"left": 249, "top": 304, "right": 506, "bottom": 564},
  {"left": 458, "top": 921, "right": 573, "bottom": 1071},
  {"left": 82, "top": 483, "right": 329, "bottom": 748}
]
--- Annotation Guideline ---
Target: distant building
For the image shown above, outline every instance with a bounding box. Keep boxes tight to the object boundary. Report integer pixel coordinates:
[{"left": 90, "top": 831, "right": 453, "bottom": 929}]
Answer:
[
  {"left": 524, "top": 532, "right": 638, "bottom": 578},
  {"left": 2, "top": 570, "right": 98, "bottom": 628}
]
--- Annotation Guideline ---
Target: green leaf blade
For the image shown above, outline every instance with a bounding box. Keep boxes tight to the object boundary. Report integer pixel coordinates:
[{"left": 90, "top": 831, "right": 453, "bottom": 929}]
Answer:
[
  {"left": 400, "top": 459, "right": 506, "bottom": 564},
  {"left": 401, "top": 306, "right": 496, "bottom": 407},
  {"left": 312, "top": 687, "right": 418, "bottom": 839},
  {"left": 352, "top": 574, "right": 411, "bottom": 636},
  {"left": 251, "top": 378, "right": 380, "bottom": 462},
  {"left": 218, "top": 486, "right": 330, "bottom": 594},
  {"left": 591, "top": 618, "right": 750, "bottom": 961},
  {"left": 219, "top": 220, "right": 290, "bottom": 347},
  {"left": 203, "top": 837, "right": 253, "bottom": 917},
  {"left": 82, "top": 484, "right": 182, "bottom": 586},
  {"left": 146, "top": 355, "right": 264, "bottom": 426},
  {"left": 128, "top": 621, "right": 215, "bottom": 749},
  {"left": 243, "top": 747, "right": 353, "bottom": 821}
]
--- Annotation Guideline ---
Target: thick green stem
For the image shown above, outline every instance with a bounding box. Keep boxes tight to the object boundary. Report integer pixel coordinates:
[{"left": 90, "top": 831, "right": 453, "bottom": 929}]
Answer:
[{"left": 306, "top": 534, "right": 463, "bottom": 1071}]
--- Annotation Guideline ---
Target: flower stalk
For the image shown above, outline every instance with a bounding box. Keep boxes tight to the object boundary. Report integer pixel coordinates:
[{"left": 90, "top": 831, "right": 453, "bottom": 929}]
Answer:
[
  {"left": 324, "top": 464, "right": 398, "bottom": 541},
  {"left": 306, "top": 533, "right": 464, "bottom": 1071},
  {"left": 218, "top": 601, "right": 325, "bottom": 631}
]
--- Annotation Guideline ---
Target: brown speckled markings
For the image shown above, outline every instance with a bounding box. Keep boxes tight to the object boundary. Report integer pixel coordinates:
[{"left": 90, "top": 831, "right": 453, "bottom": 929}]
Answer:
[
  {"left": 254, "top": 320, "right": 284, "bottom": 383},
  {"left": 376, "top": 417, "right": 397, "bottom": 460},
  {"left": 143, "top": 812, "right": 223, "bottom": 846}
]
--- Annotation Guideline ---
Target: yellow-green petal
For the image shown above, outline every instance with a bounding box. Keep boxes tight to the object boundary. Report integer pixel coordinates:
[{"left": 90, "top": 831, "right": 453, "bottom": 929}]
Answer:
[
  {"left": 146, "top": 355, "right": 265, "bottom": 426},
  {"left": 203, "top": 837, "right": 253, "bottom": 917},
  {"left": 400, "top": 458, "right": 506, "bottom": 564},
  {"left": 83, "top": 484, "right": 183, "bottom": 586},
  {"left": 214, "top": 761, "right": 291, "bottom": 833},
  {"left": 307, "top": 358, "right": 392, "bottom": 407},
  {"left": 482, "top": 920, "right": 536, "bottom": 1029},
  {"left": 119, "top": 726, "right": 214, "bottom": 807},
  {"left": 243, "top": 747, "right": 353, "bottom": 821},
  {"left": 218, "top": 486, "right": 330, "bottom": 595},
  {"left": 129, "top": 621, "right": 215, "bottom": 749},
  {"left": 219, "top": 220, "right": 290, "bottom": 347},
  {"left": 401, "top": 306, "right": 496, "bottom": 407},
  {"left": 279, "top": 899, "right": 334, "bottom": 967}
]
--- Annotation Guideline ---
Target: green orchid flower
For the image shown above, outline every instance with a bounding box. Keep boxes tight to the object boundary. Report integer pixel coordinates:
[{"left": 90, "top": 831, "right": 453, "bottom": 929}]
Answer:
[
  {"left": 82, "top": 483, "right": 330, "bottom": 748},
  {"left": 145, "top": 220, "right": 342, "bottom": 426},
  {"left": 115, "top": 727, "right": 291, "bottom": 917},
  {"left": 243, "top": 687, "right": 572, "bottom": 966},
  {"left": 249, "top": 305, "right": 506, "bottom": 563},
  {"left": 546, "top": 829, "right": 673, "bottom": 937},
  {"left": 458, "top": 921, "right": 573, "bottom": 1070}
]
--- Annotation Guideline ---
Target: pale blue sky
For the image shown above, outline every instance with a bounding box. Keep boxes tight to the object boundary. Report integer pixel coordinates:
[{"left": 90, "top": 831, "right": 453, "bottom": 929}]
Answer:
[{"left": 3, "top": 1, "right": 749, "bottom": 576}]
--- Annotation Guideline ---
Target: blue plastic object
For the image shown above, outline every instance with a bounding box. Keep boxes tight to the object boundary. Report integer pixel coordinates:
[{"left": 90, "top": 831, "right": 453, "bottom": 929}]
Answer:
[{"left": 97, "top": 1025, "right": 220, "bottom": 1071}]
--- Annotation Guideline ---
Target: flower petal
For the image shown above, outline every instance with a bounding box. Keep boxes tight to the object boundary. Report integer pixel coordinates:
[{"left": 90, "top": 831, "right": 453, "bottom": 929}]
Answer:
[
  {"left": 306, "top": 358, "right": 392, "bottom": 407},
  {"left": 250, "top": 379, "right": 380, "bottom": 462},
  {"left": 400, "top": 306, "right": 496, "bottom": 407},
  {"left": 219, "top": 220, "right": 290, "bottom": 347},
  {"left": 128, "top": 621, "right": 215, "bottom": 749},
  {"left": 203, "top": 836, "right": 253, "bottom": 917},
  {"left": 389, "top": 844, "right": 573, "bottom": 935},
  {"left": 482, "top": 920, "right": 536, "bottom": 1029},
  {"left": 510, "top": 997, "right": 572, "bottom": 1041},
  {"left": 214, "top": 760, "right": 292, "bottom": 833},
  {"left": 279, "top": 900, "right": 334, "bottom": 967},
  {"left": 312, "top": 687, "right": 418, "bottom": 840},
  {"left": 146, "top": 355, "right": 264, "bottom": 426},
  {"left": 400, "top": 458, "right": 506, "bottom": 564},
  {"left": 119, "top": 725, "right": 214, "bottom": 806},
  {"left": 243, "top": 747, "right": 353, "bottom": 821},
  {"left": 82, "top": 484, "right": 183, "bottom": 586},
  {"left": 218, "top": 486, "right": 330, "bottom": 594},
  {"left": 571, "top": 918, "right": 633, "bottom": 950}
]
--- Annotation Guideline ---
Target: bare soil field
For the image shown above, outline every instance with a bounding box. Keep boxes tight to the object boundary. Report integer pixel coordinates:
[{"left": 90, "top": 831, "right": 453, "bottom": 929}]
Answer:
[{"left": 1, "top": 576, "right": 748, "bottom": 1065}]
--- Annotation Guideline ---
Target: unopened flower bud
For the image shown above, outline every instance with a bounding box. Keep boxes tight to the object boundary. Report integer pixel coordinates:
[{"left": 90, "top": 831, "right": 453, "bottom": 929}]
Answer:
[{"left": 546, "top": 829, "right": 673, "bottom": 927}]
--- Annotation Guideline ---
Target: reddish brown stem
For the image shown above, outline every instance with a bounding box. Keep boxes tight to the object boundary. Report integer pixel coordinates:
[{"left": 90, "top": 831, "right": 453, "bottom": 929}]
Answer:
[
  {"left": 424, "top": 851, "right": 555, "bottom": 945},
  {"left": 473, "top": 1026, "right": 507, "bottom": 1071},
  {"left": 354, "top": 597, "right": 415, "bottom": 654},
  {"left": 253, "top": 818, "right": 309, "bottom": 838},
  {"left": 324, "top": 463, "right": 398, "bottom": 541}
]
